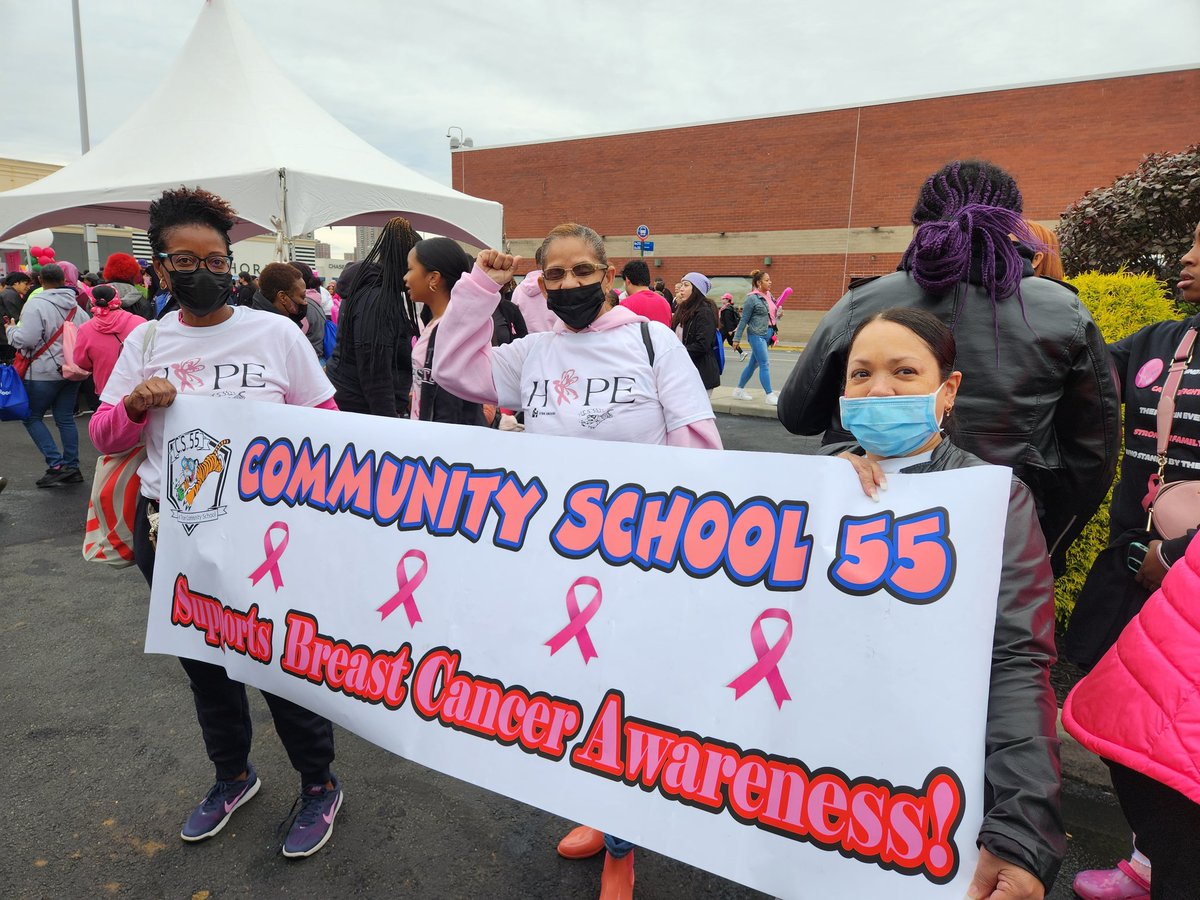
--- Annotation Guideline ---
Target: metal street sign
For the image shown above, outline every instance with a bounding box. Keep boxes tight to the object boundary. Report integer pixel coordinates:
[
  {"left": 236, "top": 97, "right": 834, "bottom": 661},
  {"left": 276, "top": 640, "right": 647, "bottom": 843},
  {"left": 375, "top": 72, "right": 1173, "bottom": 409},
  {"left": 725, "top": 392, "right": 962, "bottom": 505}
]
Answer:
[
  {"left": 641, "top": 241, "right": 654, "bottom": 251},
  {"left": 633, "top": 240, "right": 643, "bottom": 250},
  {"left": 636, "top": 225, "right": 649, "bottom": 238}
]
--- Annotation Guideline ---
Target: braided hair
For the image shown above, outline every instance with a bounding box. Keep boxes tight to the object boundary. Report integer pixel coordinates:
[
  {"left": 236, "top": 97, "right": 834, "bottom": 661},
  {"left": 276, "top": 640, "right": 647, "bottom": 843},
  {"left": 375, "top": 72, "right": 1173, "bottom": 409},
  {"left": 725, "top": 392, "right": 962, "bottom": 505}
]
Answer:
[
  {"left": 344, "top": 217, "right": 421, "bottom": 340},
  {"left": 910, "top": 160, "right": 1023, "bottom": 224},
  {"left": 901, "top": 161, "right": 1033, "bottom": 332}
]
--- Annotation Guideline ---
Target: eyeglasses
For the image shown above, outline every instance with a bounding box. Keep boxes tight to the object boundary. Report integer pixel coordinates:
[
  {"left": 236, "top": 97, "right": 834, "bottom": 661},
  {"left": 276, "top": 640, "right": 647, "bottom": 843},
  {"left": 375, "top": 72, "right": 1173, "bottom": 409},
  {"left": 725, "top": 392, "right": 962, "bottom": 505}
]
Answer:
[
  {"left": 542, "top": 263, "right": 607, "bottom": 285},
  {"left": 157, "top": 252, "right": 234, "bottom": 275}
]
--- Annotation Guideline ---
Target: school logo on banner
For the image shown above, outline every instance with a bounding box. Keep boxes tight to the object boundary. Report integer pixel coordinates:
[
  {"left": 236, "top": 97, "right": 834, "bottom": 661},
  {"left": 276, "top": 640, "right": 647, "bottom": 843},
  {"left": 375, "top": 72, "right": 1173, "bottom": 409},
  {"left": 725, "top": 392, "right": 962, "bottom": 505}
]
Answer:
[{"left": 166, "top": 428, "right": 231, "bottom": 534}]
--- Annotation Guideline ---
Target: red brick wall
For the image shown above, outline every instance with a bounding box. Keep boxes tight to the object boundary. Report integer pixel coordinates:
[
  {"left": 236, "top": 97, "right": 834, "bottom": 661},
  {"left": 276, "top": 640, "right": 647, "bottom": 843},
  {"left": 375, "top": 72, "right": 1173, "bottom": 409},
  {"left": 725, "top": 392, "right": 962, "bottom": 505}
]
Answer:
[{"left": 458, "top": 70, "right": 1198, "bottom": 311}]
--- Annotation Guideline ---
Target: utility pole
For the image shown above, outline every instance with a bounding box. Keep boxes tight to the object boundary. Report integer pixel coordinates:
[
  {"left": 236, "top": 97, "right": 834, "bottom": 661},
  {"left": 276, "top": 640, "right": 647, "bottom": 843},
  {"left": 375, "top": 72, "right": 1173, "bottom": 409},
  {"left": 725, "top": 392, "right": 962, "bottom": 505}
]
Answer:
[{"left": 72, "top": 0, "right": 100, "bottom": 273}]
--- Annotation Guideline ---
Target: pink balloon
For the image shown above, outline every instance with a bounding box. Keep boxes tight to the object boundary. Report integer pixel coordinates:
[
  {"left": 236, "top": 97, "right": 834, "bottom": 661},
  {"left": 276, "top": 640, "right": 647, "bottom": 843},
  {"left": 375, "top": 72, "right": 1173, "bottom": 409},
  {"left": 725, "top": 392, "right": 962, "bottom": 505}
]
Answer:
[
  {"left": 42, "top": 248, "right": 55, "bottom": 259},
  {"left": 39, "top": 255, "right": 53, "bottom": 266},
  {"left": 29, "top": 246, "right": 42, "bottom": 256}
]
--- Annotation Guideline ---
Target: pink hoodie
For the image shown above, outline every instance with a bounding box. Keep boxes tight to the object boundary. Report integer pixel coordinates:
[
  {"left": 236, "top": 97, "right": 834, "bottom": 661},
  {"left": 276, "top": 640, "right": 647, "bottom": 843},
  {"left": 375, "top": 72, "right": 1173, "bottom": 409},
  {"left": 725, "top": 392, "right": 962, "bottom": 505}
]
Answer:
[
  {"left": 432, "top": 265, "right": 722, "bottom": 450},
  {"left": 59, "top": 261, "right": 95, "bottom": 308},
  {"left": 72, "top": 302, "right": 146, "bottom": 394},
  {"left": 510, "top": 271, "right": 559, "bottom": 334}
]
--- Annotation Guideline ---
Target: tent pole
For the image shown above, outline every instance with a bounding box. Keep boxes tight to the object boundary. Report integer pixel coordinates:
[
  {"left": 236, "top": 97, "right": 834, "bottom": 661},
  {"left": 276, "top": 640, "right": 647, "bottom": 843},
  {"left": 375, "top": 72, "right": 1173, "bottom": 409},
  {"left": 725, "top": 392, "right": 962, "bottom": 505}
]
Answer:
[{"left": 273, "top": 167, "right": 291, "bottom": 262}]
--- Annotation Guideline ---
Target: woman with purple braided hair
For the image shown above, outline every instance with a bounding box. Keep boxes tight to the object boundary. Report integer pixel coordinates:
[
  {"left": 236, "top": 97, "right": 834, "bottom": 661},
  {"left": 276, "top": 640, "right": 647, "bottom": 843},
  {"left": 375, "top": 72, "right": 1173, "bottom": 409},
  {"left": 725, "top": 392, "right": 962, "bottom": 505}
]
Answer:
[{"left": 779, "top": 159, "right": 1120, "bottom": 582}]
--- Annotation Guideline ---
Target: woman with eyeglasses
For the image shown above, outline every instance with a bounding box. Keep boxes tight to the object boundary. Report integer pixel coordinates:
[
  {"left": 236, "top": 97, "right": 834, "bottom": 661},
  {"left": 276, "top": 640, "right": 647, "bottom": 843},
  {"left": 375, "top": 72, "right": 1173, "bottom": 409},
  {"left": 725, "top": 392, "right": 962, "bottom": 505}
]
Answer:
[
  {"left": 432, "top": 222, "right": 720, "bottom": 899},
  {"left": 89, "top": 187, "right": 346, "bottom": 860},
  {"left": 433, "top": 223, "right": 721, "bottom": 449}
]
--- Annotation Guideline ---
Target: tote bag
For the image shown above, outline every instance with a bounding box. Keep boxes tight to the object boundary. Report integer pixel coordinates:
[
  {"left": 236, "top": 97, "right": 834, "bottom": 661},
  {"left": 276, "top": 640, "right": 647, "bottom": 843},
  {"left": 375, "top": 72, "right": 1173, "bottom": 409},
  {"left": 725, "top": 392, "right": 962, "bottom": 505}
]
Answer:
[
  {"left": 0, "top": 363, "right": 30, "bottom": 420},
  {"left": 82, "top": 322, "right": 158, "bottom": 568}
]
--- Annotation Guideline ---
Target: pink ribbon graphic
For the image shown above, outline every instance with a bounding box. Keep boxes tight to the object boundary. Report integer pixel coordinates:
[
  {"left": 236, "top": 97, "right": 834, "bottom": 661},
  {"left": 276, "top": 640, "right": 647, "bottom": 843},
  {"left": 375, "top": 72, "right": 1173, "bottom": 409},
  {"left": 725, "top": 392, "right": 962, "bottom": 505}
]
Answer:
[
  {"left": 727, "top": 608, "right": 793, "bottom": 708},
  {"left": 545, "top": 576, "right": 603, "bottom": 663},
  {"left": 377, "top": 550, "right": 429, "bottom": 626},
  {"left": 553, "top": 369, "right": 579, "bottom": 405},
  {"left": 172, "top": 358, "right": 205, "bottom": 392},
  {"left": 248, "top": 521, "right": 290, "bottom": 591}
]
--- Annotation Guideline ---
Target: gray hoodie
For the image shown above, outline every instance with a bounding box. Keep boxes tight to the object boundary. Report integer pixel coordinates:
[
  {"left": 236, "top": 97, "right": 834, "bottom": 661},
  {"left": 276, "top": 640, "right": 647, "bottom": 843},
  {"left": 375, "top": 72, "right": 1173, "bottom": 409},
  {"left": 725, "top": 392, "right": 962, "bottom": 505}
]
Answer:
[
  {"left": 8, "top": 287, "right": 91, "bottom": 381},
  {"left": 110, "top": 280, "right": 154, "bottom": 321}
]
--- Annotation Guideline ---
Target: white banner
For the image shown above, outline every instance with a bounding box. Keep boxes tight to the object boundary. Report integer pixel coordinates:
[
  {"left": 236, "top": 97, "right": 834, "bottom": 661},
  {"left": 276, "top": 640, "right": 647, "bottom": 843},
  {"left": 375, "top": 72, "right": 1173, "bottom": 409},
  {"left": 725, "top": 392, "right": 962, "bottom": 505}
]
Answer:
[{"left": 148, "top": 396, "right": 1009, "bottom": 899}]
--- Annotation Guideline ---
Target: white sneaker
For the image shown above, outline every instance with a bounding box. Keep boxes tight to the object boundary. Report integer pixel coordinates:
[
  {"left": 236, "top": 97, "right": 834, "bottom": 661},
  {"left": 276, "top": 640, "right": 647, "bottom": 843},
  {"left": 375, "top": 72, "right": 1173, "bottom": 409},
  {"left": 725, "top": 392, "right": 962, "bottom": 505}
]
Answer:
[
  {"left": 731, "top": 388, "right": 752, "bottom": 401},
  {"left": 765, "top": 392, "right": 780, "bottom": 406}
]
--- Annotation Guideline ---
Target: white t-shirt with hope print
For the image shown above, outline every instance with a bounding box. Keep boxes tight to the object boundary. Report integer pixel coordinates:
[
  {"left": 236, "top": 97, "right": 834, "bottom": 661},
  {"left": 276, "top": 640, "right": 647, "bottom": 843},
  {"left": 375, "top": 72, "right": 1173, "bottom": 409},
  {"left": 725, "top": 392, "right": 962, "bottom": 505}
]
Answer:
[
  {"left": 491, "top": 320, "right": 713, "bottom": 444},
  {"left": 101, "top": 307, "right": 335, "bottom": 498}
]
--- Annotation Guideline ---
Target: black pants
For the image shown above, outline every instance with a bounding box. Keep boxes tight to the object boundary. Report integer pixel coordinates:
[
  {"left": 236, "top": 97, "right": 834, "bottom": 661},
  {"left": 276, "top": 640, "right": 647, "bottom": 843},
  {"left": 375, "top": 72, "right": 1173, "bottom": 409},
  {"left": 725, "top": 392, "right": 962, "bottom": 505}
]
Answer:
[
  {"left": 1107, "top": 761, "right": 1200, "bottom": 899},
  {"left": 134, "top": 495, "right": 335, "bottom": 786},
  {"left": 75, "top": 375, "right": 100, "bottom": 414}
]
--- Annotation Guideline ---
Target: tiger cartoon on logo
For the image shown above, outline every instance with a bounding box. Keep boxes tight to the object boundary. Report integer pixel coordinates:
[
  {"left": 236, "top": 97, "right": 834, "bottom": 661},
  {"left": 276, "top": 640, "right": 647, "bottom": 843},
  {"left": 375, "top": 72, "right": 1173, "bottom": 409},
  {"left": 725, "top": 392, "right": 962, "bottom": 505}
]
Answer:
[
  {"left": 166, "top": 429, "right": 233, "bottom": 534},
  {"left": 175, "top": 439, "right": 230, "bottom": 508}
]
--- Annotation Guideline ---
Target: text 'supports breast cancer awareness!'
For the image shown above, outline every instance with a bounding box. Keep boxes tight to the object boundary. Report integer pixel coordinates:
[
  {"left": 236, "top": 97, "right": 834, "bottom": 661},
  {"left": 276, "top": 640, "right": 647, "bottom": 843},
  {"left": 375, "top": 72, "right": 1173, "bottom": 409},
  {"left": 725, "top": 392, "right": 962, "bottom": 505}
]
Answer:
[{"left": 149, "top": 396, "right": 1008, "bottom": 899}]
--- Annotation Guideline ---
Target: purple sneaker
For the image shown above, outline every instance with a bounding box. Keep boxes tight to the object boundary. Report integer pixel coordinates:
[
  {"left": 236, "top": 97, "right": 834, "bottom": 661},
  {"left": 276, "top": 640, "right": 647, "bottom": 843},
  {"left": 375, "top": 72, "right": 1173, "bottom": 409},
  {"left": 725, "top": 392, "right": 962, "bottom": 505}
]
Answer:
[
  {"left": 180, "top": 765, "right": 261, "bottom": 841},
  {"left": 281, "top": 775, "right": 343, "bottom": 858}
]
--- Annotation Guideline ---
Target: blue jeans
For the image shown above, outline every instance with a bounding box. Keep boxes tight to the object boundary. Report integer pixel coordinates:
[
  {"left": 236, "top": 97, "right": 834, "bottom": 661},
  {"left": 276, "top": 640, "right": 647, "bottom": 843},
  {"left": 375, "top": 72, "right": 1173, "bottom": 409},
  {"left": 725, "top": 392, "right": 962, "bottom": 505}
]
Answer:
[
  {"left": 604, "top": 834, "right": 634, "bottom": 858},
  {"left": 737, "top": 333, "right": 773, "bottom": 393},
  {"left": 22, "top": 378, "right": 82, "bottom": 469}
]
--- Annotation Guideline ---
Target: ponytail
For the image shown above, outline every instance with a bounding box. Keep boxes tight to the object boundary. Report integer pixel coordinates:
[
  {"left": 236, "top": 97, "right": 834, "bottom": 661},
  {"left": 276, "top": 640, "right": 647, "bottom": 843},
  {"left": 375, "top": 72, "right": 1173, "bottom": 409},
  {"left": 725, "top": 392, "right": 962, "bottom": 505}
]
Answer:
[{"left": 91, "top": 284, "right": 121, "bottom": 315}]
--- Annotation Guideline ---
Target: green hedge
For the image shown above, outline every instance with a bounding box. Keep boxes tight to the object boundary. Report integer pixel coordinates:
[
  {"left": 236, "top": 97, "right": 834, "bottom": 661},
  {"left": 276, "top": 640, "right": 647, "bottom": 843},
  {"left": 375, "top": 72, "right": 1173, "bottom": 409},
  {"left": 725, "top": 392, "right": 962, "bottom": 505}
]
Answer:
[{"left": 1053, "top": 270, "right": 1178, "bottom": 624}]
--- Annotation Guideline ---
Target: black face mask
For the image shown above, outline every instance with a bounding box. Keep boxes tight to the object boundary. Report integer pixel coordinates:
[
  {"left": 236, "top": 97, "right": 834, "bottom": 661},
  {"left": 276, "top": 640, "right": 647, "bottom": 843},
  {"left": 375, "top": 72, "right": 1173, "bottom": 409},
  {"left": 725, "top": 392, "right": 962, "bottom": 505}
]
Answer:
[
  {"left": 288, "top": 304, "right": 308, "bottom": 325},
  {"left": 546, "top": 281, "right": 606, "bottom": 331},
  {"left": 170, "top": 268, "right": 231, "bottom": 318}
]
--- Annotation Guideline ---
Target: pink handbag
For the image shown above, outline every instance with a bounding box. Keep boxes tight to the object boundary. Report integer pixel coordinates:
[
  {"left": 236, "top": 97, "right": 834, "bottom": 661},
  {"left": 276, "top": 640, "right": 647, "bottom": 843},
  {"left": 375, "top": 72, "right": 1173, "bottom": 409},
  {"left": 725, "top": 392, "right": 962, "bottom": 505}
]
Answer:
[{"left": 1143, "top": 328, "right": 1200, "bottom": 541}]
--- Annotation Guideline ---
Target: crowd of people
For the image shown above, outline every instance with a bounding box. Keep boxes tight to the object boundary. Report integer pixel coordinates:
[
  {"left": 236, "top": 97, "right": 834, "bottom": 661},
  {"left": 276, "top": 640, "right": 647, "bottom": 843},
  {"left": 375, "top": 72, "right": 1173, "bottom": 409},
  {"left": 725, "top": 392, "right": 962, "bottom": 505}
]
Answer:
[{"left": 2, "top": 159, "right": 1198, "bottom": 900}]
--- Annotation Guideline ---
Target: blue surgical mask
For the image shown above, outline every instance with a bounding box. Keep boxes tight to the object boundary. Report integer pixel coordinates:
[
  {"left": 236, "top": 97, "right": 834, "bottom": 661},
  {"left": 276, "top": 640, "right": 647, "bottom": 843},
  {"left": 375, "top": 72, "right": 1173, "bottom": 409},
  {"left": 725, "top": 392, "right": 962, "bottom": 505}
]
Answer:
[{"left": 839, "top": 384, "right": 946, "bottom": 458}]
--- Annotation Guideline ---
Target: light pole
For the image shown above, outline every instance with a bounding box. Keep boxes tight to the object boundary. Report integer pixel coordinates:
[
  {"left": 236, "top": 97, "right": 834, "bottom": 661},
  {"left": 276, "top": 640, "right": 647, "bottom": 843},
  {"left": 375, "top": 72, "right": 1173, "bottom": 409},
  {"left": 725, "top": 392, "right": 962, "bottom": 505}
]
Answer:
[
  {"left": 71, "top": 0, "right": 100, "bottom": 272},
  {"left": 446, "top": 126, "right": 473, "bottom": 192}
]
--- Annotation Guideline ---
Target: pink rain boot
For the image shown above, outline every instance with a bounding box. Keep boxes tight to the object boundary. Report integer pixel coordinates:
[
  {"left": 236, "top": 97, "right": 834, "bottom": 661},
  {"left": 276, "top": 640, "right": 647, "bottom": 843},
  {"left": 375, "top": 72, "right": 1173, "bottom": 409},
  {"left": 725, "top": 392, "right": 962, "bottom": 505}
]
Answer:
[{"left": 1072, "top": 860, "right": 1150, "bottom": 900}]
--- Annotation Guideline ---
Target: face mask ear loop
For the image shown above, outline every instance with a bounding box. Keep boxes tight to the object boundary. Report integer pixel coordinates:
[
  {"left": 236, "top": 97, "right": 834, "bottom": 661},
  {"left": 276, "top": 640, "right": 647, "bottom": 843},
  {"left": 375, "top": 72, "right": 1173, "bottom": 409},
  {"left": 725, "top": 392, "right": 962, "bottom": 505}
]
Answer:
[{"left": 934, "top": 381, "right": 948, "bottom": 430}]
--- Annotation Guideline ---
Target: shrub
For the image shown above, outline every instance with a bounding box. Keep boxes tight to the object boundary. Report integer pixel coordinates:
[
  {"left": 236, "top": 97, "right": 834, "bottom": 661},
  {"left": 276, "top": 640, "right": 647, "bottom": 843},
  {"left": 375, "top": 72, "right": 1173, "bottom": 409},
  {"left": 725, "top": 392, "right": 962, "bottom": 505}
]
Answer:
[
  {"left": 1059, "top": 144, "right": 1200, "bottom": 307},
  {"left": 1054, "top": 270, "right": 1178, "bottom": 624}
]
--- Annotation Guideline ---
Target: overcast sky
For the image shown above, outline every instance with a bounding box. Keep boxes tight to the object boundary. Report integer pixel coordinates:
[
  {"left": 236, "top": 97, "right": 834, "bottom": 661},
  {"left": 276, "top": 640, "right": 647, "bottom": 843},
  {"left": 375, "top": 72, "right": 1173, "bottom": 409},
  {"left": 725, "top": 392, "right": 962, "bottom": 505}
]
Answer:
[{"left": 1, "top": 0, "right": 1197, "bottom": 255}]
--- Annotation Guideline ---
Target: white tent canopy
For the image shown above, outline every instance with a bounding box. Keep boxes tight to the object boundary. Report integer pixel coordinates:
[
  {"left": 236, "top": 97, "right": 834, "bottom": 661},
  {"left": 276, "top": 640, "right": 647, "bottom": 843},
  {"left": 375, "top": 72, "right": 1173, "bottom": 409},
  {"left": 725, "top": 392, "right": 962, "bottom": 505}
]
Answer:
[{"left": 0, "top": 0, "right": 501, "bottom": 249}]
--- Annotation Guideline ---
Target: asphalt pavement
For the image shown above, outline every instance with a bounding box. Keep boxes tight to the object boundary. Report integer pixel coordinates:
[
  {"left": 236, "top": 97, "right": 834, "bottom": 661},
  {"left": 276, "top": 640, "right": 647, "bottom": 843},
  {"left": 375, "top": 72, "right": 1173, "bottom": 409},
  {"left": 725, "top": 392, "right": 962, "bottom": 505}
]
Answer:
[{"left": 0, "top": 409, "right": 1127, "bottom": 899}]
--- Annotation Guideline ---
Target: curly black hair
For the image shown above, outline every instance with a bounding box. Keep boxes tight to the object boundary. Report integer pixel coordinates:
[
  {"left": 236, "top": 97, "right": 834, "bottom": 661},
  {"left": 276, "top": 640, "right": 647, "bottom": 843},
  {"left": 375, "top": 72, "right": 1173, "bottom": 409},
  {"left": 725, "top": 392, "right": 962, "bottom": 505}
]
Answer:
[{"left": 147, "top": 186, "right": 238, "bottom": 254}]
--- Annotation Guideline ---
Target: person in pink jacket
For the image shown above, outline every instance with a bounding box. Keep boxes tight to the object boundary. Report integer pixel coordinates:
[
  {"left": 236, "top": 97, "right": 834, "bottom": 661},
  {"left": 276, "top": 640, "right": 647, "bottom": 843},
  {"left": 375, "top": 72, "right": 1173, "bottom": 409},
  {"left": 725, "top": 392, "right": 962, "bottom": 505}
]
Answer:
[
  {"left": 1063, "top": 531, "right": 1200, "bottom": 898},
  {"left": 509, "top": 268, "right": 559, "bottom": 334},
  {"left": 71, "top": 285, "right": 146, "bottom": 394},
  {"left": 432, "top": 222, "right": 720, "bottom": 900}
]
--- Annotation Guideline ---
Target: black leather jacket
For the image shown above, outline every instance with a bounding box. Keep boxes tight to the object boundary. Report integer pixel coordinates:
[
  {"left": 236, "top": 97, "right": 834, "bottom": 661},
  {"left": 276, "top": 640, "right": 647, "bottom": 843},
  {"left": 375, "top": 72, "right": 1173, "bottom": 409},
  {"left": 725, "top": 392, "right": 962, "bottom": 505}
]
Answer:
[
  {"left": 779, "top": 269, "right": 1121, "bottom": 573},
  {"left": 827, "top": 439, "right": 1066, "bottom": 888}
]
